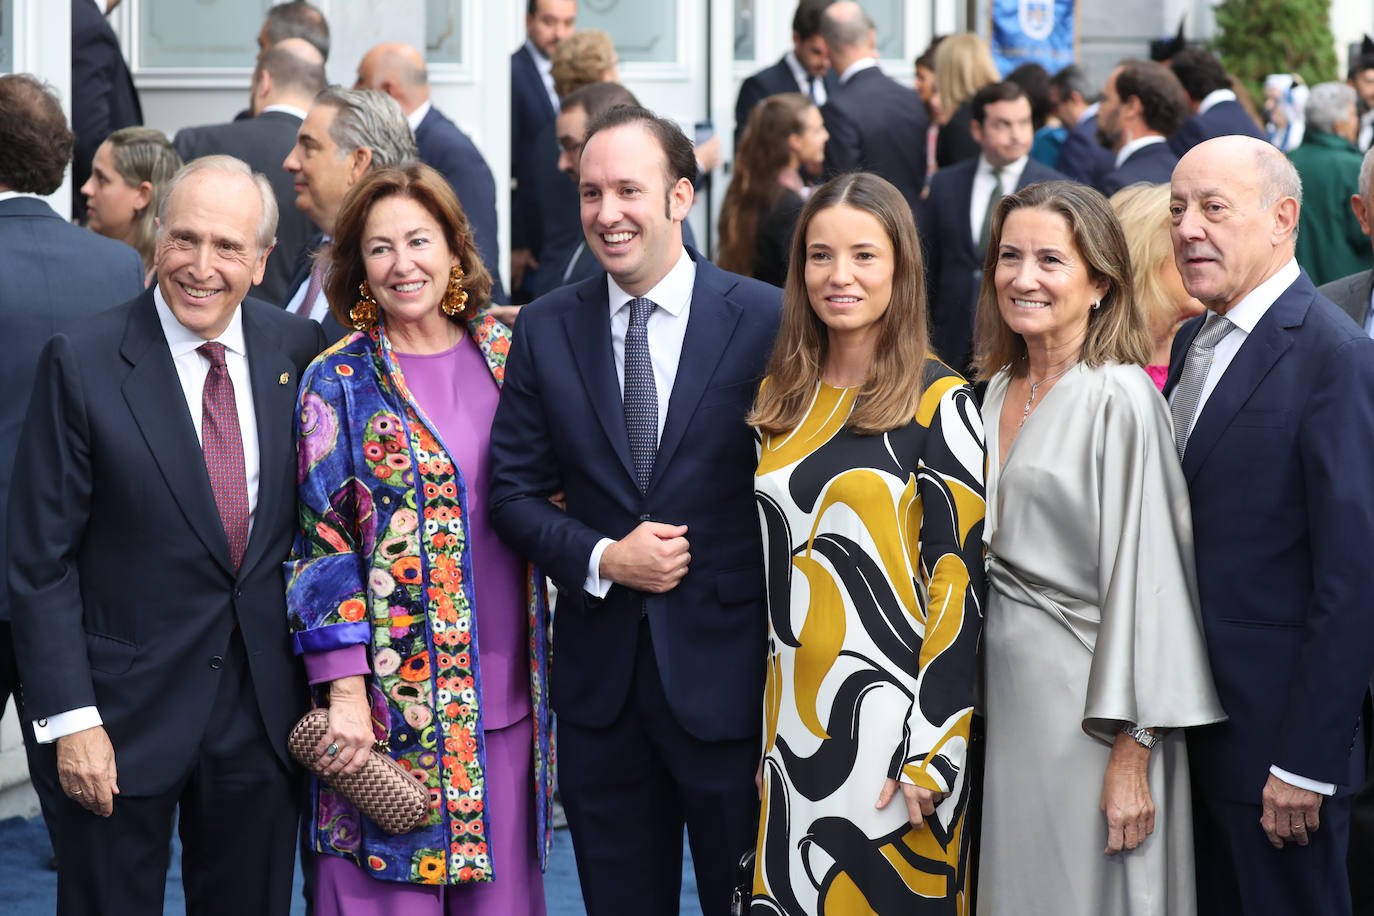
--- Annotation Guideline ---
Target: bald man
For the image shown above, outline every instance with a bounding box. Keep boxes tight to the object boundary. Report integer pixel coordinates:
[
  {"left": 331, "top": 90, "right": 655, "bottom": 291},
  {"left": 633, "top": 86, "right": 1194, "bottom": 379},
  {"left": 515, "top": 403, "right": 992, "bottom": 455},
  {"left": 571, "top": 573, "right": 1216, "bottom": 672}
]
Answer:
[
  {"left": 356, "top": 42, "right": 506, "bottom": 306},
  {"left": 1166, "top": 135, "right": 1374, "bottom": 916}
]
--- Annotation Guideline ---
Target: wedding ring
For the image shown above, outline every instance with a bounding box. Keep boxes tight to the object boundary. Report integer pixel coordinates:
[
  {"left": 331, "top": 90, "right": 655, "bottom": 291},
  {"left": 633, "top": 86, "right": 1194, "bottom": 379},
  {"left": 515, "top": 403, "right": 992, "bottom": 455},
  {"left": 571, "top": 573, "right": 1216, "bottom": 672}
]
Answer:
[
  {"left": 326, "top": 743, "right": 340, "bottom": 757},
  {"left": 71, "top": 788, "right": 83, "bottom": 795}
]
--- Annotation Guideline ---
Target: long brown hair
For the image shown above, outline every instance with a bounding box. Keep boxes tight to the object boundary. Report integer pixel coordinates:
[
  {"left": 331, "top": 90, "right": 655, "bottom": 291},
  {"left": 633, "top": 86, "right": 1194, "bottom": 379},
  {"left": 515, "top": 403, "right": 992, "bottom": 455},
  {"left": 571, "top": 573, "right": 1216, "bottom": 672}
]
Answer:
[
  {"left": 717, "top": 93, "right": 813, "bottom": 277},
  {"left": 973, "top": 180, "right": 1152, "bottom": 379},
  {"left": 748, "top": 173, "right": 932, "bottom": 436},
  {"left": 325, "top": 162, "right": 492, "bottom": 329}
]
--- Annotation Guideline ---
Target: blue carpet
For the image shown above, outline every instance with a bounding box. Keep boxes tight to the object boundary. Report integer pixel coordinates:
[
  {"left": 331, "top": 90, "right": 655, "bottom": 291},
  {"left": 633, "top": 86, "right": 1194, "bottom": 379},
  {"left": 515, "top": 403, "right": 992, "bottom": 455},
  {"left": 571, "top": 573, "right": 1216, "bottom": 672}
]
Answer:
[{"left": 0, "top": 814, "right": 702, "bottom": 915}]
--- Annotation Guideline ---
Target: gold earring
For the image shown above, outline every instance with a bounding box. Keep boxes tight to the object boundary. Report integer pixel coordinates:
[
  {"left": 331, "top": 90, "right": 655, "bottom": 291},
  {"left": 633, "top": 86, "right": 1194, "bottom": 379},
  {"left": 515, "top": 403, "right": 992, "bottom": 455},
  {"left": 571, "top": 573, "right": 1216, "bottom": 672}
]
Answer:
[
  {"left": 350, "top": 280, "right": 379, "bottom": 331},
  {"left": 441, "top": 264, "right": 468, "bottom": 317}
]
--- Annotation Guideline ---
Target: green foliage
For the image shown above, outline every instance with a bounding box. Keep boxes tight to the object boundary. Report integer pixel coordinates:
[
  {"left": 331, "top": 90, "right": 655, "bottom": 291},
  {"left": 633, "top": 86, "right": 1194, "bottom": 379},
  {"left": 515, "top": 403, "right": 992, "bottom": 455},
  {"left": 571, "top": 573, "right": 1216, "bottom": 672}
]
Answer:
[{"left": 1212, "top": 0, "right": 1339, "bottom": 104}]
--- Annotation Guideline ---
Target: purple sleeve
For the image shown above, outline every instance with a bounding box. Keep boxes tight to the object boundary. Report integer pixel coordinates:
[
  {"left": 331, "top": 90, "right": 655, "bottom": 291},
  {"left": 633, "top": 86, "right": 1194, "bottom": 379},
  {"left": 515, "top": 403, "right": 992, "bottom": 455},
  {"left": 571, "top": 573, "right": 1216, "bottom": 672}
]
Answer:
[{"left": 302, "top": 645, "right": 372, "bottom": 685}]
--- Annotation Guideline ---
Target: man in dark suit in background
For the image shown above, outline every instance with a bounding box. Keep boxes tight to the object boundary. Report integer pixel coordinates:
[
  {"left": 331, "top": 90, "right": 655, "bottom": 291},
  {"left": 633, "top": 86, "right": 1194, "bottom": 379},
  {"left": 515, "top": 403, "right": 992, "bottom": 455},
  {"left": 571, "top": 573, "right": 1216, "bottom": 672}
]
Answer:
[
  {"left": 1318, "top": 146, "right": 1374, "bottom": 332},
  {"left": 0, "top": 72, "right": 145, "bottom": 867},
  {"left": 355, "top": 41, "right": 507, "bottom": 307},
  {"left": 920, "top": 81, "right": 1064, "bottom": 372},
  {"left": 174, "top": 39, "right": 326, "bottom": 305},
  {"left": 1168, "top": 47, "right": 1267, "bottom": 156},
  {"left": 733, "top": 0, "right": 839, "bottom": 148},
  {"left": 817, "top": 1, "right": 927, "bottom": 215},
  {"left": 1049, "top": 64, "right": 1114, "bottom": 187},
  {"left": 1167, "top": 135, "right": 1374, "bottom": 916},
  {"left": 71, "top": 0, "right": 143, "bottom": 221},
  {"left": 10, "top": 155, "right": 324, "bottom": 915},
  {"left": 490, "top": 105, "right": 780, "bottom": 915},
  {"left": 1094, "top": 59, "right": 1188, "bottom": 196}
]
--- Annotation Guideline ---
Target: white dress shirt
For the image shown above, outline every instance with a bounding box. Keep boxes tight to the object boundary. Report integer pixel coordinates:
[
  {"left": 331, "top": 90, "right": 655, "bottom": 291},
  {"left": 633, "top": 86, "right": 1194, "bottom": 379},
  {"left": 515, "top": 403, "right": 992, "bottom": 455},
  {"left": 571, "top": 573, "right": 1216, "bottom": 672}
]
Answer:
[
  {"left": 583, "top": 248, "right": 697, "bottom": 596},
  {"left": 34, "top": 289, "right": 262, "bottom": 743},
  {"left": 970, "top": 154, "right": 1028, "bottom": 245},
  {"left": 784, "top": 50, "right": 828, "bottom": 107},
  {"left": 1197, "top": 87, "right": 1238, "bottom": 116},
  {"left": 1114, "top": 133, "right": 1166, "bottom": 169},
  {"left": 837, "top": 56, "right": 879, "bottom": 86},
  {"left": 1166, "top": 257, "right": 1335, "bottom": 796},
  {"left": 283, "top": 235, "right": 333, "bottom": 322},
  {"left": 259, "top": 102, "right": 308, "bottom": 120},
  {"left": 406, "top": 99, "right": 432, "bottom": 133},
  {"left": 524, "top": 39, "right": 560, "bottom": 115}
]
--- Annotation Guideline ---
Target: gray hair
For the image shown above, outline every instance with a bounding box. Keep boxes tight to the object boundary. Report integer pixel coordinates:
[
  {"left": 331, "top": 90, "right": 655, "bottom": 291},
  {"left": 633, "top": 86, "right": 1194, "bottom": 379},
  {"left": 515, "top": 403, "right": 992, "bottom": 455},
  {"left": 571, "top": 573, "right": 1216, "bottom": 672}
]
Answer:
[
  {"left": 1304, "top": 81, "right": 1356, "bottom": 135},
  {"left": 314, "top": 86, "right": 418, "bottom": 169},
  {"left": 819, "top": 1, "right": 874, "bottom": 51},
  {"left": 1360, "top": 146, "right": 1374, "bottom": 201},
  {"left": 1050, "top": 63, "right": 1099, "bottom": 105},
  {"left": 158, "top": 155, "right": 278, "bottom": 252}
]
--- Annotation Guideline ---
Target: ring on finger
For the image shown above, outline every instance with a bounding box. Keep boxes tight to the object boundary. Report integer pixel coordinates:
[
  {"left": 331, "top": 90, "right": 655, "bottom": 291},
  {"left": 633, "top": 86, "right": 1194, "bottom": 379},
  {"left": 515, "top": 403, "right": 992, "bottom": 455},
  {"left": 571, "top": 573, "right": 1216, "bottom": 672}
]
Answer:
[
  {"left": 71, "top": 788, "right": 84, "bottom": 795},
  {"left": 325, "top": 742, "right": 340, "bottom": 757}
]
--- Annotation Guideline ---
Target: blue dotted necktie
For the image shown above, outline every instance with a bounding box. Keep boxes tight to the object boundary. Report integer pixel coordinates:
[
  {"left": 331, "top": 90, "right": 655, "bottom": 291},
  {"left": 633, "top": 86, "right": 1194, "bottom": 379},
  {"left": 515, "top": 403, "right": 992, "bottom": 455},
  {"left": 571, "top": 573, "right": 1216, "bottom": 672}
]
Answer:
[{"left": 624, "top": 297, "right": 658, "bottom": 493}]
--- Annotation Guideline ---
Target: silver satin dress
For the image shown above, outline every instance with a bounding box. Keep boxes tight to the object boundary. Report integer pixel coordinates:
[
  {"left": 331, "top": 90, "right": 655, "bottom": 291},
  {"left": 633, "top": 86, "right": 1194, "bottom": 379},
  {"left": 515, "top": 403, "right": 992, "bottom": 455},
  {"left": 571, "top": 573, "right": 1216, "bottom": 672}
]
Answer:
[{"left": 977, "top": 362, "right": 1226, "bottom": 916}]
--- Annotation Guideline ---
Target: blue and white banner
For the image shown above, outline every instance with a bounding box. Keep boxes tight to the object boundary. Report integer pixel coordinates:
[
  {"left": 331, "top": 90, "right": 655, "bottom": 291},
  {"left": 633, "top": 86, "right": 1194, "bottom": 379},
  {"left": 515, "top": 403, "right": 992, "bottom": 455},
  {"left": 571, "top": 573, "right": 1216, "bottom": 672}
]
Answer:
[{"left": 990, "top": 0, "right": 1077, "bottom": 76}]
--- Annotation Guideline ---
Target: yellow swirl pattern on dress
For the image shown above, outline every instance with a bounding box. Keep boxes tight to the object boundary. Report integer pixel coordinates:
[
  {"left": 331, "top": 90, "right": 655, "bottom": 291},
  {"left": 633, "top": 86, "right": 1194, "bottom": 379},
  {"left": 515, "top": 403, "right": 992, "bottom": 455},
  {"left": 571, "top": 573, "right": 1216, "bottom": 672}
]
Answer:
[
  {"left": 792, "top": 553, "right": 846, "bottom": 741},
  {"left": 756, "top": 384, "right": 856, "bottom": 477},
  {"left": 879, "top": 833, "right": 950, "bottom": 898},
  {"left": 808, "top": 468, "right": 917, "bottom": 615},
  {"left": 920, "top": 553, "right": 971, "bottom": 667},
  {"left": 944, "top": 476, "right": 985, "bottom": 547},
  {"left": 821, "top": 871, "right": 880, "bottom": 915},
  {"left": 763, "top": 645, "right": 782, "bottom": 752},
  {"left": 916, "top": 374, "right": 965, "bottom": 426}
]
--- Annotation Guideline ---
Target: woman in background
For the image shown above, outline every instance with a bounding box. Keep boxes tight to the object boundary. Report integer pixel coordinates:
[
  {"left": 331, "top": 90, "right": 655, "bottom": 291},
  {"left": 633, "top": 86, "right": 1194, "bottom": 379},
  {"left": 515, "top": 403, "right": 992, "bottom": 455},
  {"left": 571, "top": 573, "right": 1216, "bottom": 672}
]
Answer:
[
  {"left": 79, "top": 125, "right": 181, "bottom": 285},
  {"left": 933, "top": 33, "right": 1000, "bottom": 169},
  {"left": 717, "top": 93, "right": 828, "bottom": 287}
]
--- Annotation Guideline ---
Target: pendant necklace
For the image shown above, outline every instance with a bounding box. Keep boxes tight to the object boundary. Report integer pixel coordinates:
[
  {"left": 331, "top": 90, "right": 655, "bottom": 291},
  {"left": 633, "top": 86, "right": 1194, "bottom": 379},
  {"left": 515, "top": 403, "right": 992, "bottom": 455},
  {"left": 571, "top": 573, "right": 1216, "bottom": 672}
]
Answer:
[{"left": 1020, "top": 359, "right": 1079, "bottom": 427}]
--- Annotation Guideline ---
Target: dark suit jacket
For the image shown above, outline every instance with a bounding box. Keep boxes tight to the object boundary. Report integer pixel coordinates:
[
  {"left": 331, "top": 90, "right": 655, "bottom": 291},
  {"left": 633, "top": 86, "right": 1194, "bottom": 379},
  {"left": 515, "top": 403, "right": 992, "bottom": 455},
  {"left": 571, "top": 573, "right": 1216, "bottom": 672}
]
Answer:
[
  {"left": 511, "top": 45, "right": 556, "bottom": 257},
  {"left": 919, "top": 157, "right": 1066, "bottom": 370},
  {"left": 935, "top": 101, "right": 980, "bottom": 170},
  {"left": 1099, "top": 139, "right": 1178, "bottom": 196},
  {"left": 282, "top": 231, "right": 350, "bottom": 344},
  {"left": 822, "top": 66, "right": 929, "bottom": 215},
  {"left": 173, "top": 110, "right": 318, "bottom": 305},
  {"left": 71, "top": 0, "right": 143, "bottom": 221},
  {"left": 1169, "top": 99, "right": 1267, "bottom": 157},
  {"left": 529, "top": 120, "right": 583, "bottom": 299},
  {"left": 1166, "top": 273, "right": 1374, "bottom": 802},
  {"left": 1317, "top": 268, "right": 1374, "bottom": 329},
  {"left": 489, "top": 250, "right": 781, "bottom": 742},
  {"left": 1054, "top": 113, "right": 1114, "bottom": 187},
  {"left": 734, "top": 55, "right": 840, "bottom": 145},
  {"left": 0, "top": 197, "right": 144, "bottom": 624},
  {"left": 414, "top": 105, "right": 507, "bottom": 304},
  {"left": 8, "top": 290, "right": 325, "bottom": 796}
]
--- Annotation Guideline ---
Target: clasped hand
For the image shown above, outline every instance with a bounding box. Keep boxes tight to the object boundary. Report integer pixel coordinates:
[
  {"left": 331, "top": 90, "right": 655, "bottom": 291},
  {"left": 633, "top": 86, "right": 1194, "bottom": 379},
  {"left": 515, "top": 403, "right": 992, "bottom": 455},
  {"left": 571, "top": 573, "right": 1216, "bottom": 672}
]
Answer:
[
  {"left": 600, "top": 521, "right": 690, "bottom": 593},
  {"left": 1260, "top": 773, "right": 1322, "bottom": 849}
]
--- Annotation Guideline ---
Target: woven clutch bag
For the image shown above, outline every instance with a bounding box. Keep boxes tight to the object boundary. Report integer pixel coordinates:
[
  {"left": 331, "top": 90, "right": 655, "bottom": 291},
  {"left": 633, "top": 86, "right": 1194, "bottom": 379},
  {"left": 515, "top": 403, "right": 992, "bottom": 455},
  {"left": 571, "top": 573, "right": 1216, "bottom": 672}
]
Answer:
[{"left": 288, "top": 707, "right": 429, "bottom": 835}]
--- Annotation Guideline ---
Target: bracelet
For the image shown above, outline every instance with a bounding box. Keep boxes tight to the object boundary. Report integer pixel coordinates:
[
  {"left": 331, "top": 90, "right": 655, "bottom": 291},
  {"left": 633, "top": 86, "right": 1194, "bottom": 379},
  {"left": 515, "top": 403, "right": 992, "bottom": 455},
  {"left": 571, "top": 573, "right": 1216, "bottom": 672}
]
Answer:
[{"left": 1120, "top": 723, "right": 1158, "bottom": 750}]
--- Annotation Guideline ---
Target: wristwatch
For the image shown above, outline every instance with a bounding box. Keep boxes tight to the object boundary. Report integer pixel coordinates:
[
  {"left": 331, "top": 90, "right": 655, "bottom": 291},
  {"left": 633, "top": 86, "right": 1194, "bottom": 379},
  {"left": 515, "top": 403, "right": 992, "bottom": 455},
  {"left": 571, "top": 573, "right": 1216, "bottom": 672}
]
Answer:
[{"left": 1120, "top": 724, "right": 1159, "bottom": 749}]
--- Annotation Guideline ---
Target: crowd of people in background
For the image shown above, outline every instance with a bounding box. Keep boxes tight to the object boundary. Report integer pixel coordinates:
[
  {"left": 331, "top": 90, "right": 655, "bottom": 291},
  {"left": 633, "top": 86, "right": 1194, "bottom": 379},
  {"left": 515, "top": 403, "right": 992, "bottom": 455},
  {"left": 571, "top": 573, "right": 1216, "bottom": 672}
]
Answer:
[{"left": 2, "top": 0, "right": 1374, "bottom": 914}]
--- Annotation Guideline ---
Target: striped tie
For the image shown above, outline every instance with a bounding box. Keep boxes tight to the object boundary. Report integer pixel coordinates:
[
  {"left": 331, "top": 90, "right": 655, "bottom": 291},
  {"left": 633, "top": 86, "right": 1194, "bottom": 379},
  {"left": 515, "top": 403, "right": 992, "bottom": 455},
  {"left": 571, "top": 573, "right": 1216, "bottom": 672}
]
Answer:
[
  {"left": 624, "top": 297, "right": 658, "bottom": 493},
  {"left": 1170, "top": 312, "right": 1235, "bottom": 459}
]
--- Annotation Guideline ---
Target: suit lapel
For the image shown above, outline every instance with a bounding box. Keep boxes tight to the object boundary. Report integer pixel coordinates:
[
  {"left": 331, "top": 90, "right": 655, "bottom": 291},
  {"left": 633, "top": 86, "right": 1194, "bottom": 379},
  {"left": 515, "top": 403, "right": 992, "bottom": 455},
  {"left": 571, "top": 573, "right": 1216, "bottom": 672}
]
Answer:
[
  {"left": 120, "top": 292, "right": 235, "bottom": 575},
  {"left": 954, "top": 161, "right": 977, "bottom": 255},
  {"left": 238, "top": 303, "right": 300, "bottom": 574},
  {"left": 563, "top": 282, "right": 637, "bottom": 484}
]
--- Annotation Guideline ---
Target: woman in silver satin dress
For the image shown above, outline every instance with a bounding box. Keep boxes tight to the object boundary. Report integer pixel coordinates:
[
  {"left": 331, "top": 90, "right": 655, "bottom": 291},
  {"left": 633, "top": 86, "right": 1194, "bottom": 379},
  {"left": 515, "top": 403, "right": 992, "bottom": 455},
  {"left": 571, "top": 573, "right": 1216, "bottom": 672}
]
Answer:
[{"left": 972, "top": 181, "right": 1225, "bottom": 915}]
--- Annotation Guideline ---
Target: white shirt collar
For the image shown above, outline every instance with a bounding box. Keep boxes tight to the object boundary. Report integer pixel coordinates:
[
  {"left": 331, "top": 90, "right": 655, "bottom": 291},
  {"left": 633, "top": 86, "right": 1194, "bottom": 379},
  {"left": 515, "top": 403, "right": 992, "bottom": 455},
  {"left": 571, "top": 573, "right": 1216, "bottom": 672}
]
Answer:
[
  {"left": 525, "top": 38, "right": 553, "bottom": 76},
  {"left": 979, "top": 153, "right": 1028, "bottom": 185},
  {"left": 0, "top": 190, "right": 42, "bottom": 204},
  {"left": 1198, "top": 88, "right": 1237, "bottom": 116},
  {"left": 783, "top": 50, "right": 810, "bottom": 89},
  {"left": 1219, "top": 257, "right": 1300, "bottom": 334},
  {"left": 153, "top": 284, "right": 248, "bottom": 359},
  {"left": 838, "top": 57, "right": 879, "bottom": 85},
  {"left": 1115, "top": 133, "right": 1166, "bottom": 168},
  {"left": 406, "top": 99, "right": 432, "bottom": 133},
  {"left": 1081, "top": 101, "right": 1100, "bottom": 120},
  {"left": 259, "top": 103, "right": 309, "bottom": 120},
  {"left": 607, "top": 247, "right": 695, "bottom": 319}
]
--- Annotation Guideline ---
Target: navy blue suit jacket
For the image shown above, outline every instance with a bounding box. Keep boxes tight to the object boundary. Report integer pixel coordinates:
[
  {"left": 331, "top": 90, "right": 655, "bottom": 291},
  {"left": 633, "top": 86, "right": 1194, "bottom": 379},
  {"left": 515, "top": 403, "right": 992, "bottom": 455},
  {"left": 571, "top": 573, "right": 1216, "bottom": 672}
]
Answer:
[
  {"left": 734, "top": 55, "right": 840, "bottom": 145},
  {"left": 71, "top": 0, "right": 143, "bottom": 221},
  {"left": 1098, "top": 139, "right": 1179, "bottom": 196},
  {"left": 821, "top": 66, "right": 929, "bottom": 216},
  {"left": 1166, "top": 272, "right": 1374, "bottom": 802},
  {"left": 0, "top": 198, "right": 144, "bottom": 623},
  {"left": 511, "top": 45, "right": 556, "bottom": 255},
  {"left": 414, "top": 105, "right": 506, "bottom": 304},
  {"left": 489, "top": 250, "right": 781, "bottom": 741},
  {"left": 1169, "top": 99, "right": 1267, "bottom": 157},
  {"left": 1054, "top": 113, "right": 1114, "bottom": 187},
  {"left": 919, "top": 157, "right": 1066, "bottom": 371}
]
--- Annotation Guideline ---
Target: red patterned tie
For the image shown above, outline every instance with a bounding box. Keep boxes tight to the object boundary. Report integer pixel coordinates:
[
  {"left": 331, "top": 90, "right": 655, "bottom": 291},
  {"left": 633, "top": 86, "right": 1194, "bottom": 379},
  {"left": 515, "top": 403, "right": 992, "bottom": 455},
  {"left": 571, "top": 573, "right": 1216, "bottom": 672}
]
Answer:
[{"left": 198, "top": 342, "right": 249, "bottom": 568}]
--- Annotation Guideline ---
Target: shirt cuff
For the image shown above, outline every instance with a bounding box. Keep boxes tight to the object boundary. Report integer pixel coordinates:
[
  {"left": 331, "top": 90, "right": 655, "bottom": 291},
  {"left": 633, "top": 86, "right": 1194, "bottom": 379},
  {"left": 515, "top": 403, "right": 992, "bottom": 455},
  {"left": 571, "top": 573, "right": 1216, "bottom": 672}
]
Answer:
[
  {"left": 1270, "top": 765, "right": 1337, "bottom": 796},
  {"left": 33, "top": 707, "right": 103, "bottom": 743},
  {"left": 584, "top": 538, "right": 615, "bottom": 598},
  {"left": 303, "top": 645, "right": 372, "bottom": 685}
]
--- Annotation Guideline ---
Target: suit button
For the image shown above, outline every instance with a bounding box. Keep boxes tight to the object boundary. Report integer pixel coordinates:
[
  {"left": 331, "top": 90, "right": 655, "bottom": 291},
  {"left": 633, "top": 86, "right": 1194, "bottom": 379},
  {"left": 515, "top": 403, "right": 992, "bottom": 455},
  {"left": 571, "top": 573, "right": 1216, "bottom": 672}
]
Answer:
[
  {"left": 639, "top": 514, "right": 651, "bottom": 521},
  {"left": 234, "top": 588, "right": 243, "bottom": 599},
  {"left": 209, "top": 656, "right": 224, "bottom": 670}
]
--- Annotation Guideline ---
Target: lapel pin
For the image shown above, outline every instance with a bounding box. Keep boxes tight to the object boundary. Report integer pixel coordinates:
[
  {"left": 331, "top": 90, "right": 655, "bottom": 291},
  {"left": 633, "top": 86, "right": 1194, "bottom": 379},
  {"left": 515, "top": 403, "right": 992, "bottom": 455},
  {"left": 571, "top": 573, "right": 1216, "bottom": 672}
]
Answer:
[{"left": 279, "top": 372, "right": 290, "bottom": 385}]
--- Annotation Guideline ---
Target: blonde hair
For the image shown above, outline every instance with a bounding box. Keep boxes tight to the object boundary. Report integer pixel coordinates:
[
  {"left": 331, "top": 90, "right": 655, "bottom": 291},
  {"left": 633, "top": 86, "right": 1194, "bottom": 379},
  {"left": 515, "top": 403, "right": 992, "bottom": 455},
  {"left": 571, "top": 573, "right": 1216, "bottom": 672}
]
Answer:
[
  {"left": 934, "top": 34, "right": 1000, "bottom": 124},
  {"left": 552, "top": 30, "right": 616, "bottom": 99},
  {"left": 748, "top": 173, "right": 931, "bottom": 436},
  {"left": 974, "top": 181, "right": 1153, "bottom": 379},
  {"left": 105, "top": 126, "right": 182, "bottom": 274},
  {"left": 1109, "top": 182, "right": 1180, "bottom": 348}
]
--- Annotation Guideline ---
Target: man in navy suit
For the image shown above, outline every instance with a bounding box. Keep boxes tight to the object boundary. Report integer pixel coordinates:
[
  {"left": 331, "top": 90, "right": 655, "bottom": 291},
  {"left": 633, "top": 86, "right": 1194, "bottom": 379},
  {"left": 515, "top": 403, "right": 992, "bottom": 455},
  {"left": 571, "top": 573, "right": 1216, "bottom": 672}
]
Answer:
[
  {"left": 1049, "top": 64, "right": 1114, "bottom": 187},
  {"left": 10, "top": 155, "right": 324, "bottom": 915},
  {"left": 817, "top": 2, "right": 927, "bottom": 215},
  {"left": 733, "top": 0, "right": 839, "bottom": 149},
  {"left": 71, "top": 0, "right": 143, "bottom": 221},
  {"left": 490, "top": 105, "right": 780, "bottom": 916},
  {"left": 1094, "top": 59, "right": 1188, "bottom": 196},
  {"left": 0, "top": 73, "right": 145, "bottom": 864},
  {"left": 355, "top": 41, "right": 507, "bottom": 307},
  {"left": 919, "top": 81, "right": 1064, "bottom": 373},
  {"left": 1167, "top": 135, "right": 1374, "bottom": 916},
  {"left": 1168, "top": 48, "right": 1267, "bottom": 156},
  {"left": 511, "top": 0, "right": 577, "bottom": 299}
]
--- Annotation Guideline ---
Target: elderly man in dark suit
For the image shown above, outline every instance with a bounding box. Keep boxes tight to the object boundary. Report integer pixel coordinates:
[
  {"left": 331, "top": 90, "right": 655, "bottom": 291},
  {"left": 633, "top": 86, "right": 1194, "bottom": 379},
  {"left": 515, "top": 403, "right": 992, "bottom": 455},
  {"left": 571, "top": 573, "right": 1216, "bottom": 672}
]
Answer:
[
  {"left": 71, "top": 0, "right": 142, "bottom": 221},
  {"left": 1167, "top": 135, "right": 1374, "bottom": 916},
  {"left": 490, "top": 105, "right": 780, "bottom": 916},
  {"left": 920, "top": 81, "right": 1064, "bottom": 373},
  {"left": 1168, "top": 48, "right": 1267, "bottom": 156},
  {"left": 817, "top": 1, "right": 927, "bottom": 215},
  {"left": 733, "top": 0, "right": 839, "bottom": 148},
  {"left": 174, "top": 39, "right": 326, "bottom": 305},
  {"left": 10, "top": 155, "right": 324, "bottom": 916},
  {"left": 0, "top": 72, "right": 145, "bottom": 865},
  {"left": 1094, "top": 59, "right": 1189, "bottom": 196}
]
